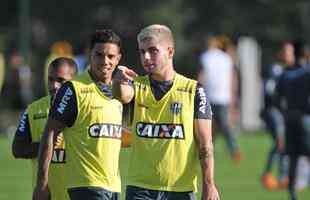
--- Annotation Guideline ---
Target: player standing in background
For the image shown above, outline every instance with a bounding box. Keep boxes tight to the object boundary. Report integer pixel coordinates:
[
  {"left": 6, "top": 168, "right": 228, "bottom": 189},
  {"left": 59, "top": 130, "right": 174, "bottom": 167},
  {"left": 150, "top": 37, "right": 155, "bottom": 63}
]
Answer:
[
  {"left": 260, "top": 42, "right": 294, "bottom": 190},
  {"left": 12, "top": 57, "right": 77, "bottom": 200},
  {"left": 275, "top": 41, "right": 310, "bottom": 200},
  {"left": 199, "top": 36, "right": 242, "bottom": 163}
]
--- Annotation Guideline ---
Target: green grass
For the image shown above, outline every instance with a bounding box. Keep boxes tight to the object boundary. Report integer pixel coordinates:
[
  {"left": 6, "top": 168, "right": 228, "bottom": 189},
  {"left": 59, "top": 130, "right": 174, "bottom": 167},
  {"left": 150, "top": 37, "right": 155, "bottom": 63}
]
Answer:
[{"left": 1, "top": 133, "right": 309, "bottom": 200}]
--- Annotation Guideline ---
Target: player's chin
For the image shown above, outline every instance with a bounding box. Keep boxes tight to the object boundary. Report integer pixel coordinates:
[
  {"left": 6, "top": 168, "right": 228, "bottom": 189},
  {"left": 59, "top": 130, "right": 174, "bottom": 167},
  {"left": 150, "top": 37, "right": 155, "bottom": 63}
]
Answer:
[{"left": 143, "top": 65, "right": 157, "bottom": 74}]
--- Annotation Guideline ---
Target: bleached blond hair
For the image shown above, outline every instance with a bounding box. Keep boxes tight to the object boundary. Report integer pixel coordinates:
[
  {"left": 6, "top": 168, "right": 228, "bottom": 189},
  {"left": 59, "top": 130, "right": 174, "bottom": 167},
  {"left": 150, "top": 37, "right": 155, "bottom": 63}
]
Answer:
[{"left": 137, "top": 24, "right": 174, "bottom": 47}]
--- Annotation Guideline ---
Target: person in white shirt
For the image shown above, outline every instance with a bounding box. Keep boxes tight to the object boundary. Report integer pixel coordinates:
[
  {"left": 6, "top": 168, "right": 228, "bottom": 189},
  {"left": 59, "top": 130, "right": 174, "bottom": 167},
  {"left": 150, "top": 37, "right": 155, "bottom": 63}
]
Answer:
[{"left": 199, "top": 36, "right": 242, "bottom": 163}]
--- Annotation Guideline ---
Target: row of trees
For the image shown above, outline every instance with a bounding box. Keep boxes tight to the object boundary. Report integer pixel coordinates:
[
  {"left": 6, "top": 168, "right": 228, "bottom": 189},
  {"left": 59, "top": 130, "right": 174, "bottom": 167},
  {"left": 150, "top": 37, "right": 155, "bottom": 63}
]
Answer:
[{"left": 0, "top": 0, "right": 310, "bottom": 93}]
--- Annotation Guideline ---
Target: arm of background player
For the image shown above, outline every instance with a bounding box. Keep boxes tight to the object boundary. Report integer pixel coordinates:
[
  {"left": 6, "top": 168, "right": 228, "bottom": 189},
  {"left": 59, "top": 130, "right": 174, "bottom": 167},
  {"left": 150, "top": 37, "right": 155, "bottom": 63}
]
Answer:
[
  {"left": 34, "top": 82, "right": 77, "bottom": 200},
  {"left": 194, "top": 119, "right": 220, "bottom": 200},
  {"left": 33, "top": 118, "right": 66, "bottom": 200},
  {"left": 12, "top": 111, "right": 39, "bottom": 159},
  {"left": 112, "top": 66, "right": 137, "bottom": 104}
]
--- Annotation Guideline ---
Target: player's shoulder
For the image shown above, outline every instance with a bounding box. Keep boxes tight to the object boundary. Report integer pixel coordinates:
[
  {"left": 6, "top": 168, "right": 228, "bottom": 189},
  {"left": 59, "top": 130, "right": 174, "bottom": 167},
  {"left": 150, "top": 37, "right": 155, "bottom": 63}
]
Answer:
[
  {"left": 28, "top": 95, "right": 50, "bottom": 111},
  {"left": 176, "top": 73, "right": 197, "bottom": 85},
  {"left": 70, "top": 70, "right": 93, "bottom": 86},
  {"left": 174, "top": 73, "right": 197, "bottom": 95}
]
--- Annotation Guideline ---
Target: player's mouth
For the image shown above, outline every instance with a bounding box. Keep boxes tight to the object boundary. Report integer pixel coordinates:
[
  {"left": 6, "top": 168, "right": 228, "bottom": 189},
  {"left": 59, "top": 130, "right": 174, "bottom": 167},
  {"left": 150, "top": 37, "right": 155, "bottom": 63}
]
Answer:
[{"left": 144, "top": 64, "right": 156, "bottom": 73}]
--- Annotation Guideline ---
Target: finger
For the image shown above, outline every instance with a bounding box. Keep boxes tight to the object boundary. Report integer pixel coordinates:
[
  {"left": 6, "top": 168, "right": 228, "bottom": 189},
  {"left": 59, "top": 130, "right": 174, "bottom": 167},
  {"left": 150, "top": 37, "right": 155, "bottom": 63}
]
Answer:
[
  {"left": 122, "top": 72, "right": 136, "bottom": 81},
  {"left": 125, "top": 69, "right": 138, "bottom": 77},
  {"left": 117, "top": 65, "right": 127, "bottom": 71},
  {"left": 118, "top": 66, "right": 138, "bottom": 78}
]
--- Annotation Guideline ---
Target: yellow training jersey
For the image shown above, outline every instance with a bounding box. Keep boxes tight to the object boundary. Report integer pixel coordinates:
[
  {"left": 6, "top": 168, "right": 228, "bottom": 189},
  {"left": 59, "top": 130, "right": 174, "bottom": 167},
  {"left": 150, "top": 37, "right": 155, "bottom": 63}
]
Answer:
[
  {"left": 27, "top": 96, "right": 68, "bottom": 200},
  {"left": 128, "top": 73, "right": 200, "bottom": 192},
  {"left": 63, "top": 72, "right": 123, "bottom": 192}
]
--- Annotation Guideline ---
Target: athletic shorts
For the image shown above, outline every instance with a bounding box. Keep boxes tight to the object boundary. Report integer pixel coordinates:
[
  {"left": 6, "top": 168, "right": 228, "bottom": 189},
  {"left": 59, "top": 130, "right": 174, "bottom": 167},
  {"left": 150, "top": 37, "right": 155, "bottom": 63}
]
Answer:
[
  {"left": 68, "top": 187, "right": 120, "bottom": 200},
  {"left": 125, "top": 185, "right": 195, "bottom": 200},
  {"left": 285, "top": 115, "right": 310, "bottom": 156}
]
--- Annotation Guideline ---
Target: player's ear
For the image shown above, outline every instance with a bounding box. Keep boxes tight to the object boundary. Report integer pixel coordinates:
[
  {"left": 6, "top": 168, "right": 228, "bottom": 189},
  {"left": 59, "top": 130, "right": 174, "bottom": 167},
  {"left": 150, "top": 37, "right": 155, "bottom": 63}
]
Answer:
[{"left": 167, "top": 47, "right": 174, "bottom": 59}]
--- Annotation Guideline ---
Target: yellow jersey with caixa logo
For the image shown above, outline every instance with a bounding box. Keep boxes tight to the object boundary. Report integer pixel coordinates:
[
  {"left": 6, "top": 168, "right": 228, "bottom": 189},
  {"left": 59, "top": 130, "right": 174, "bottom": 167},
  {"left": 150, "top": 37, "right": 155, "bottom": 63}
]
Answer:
[
  {"left": 63, "top": 72, "right": 123, "bottom": 192},
  {"left": 27, "top": 96, "right": 68, "bottom": 200},
  {"left": 128, "top": 73, "right": 200, "bottom": 192}
]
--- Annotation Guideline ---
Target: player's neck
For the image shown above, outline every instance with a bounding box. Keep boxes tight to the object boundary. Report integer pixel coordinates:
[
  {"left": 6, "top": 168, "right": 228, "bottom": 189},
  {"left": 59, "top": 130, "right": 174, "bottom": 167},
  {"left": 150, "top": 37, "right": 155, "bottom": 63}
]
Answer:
[
  {"left": 88, "top": 70, "right": 112, "bottom": 85},
  {"left": 150, "top": 65, "right": 175, "bottom": 81}
]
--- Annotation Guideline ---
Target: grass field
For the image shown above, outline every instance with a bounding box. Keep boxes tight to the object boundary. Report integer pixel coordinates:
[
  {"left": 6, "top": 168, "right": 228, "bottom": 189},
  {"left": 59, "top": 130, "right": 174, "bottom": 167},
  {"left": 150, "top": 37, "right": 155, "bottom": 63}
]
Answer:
[{"left": 1, "top": 132, "right": 309, "bottom": 200}]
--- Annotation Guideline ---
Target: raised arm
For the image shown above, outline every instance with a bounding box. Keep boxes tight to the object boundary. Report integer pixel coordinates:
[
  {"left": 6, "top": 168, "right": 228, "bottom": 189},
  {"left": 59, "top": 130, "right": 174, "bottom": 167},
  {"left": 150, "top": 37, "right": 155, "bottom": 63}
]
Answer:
[
  {"left": 112, "top": 66, "right": 137, "bottom": 104},
  {"left": 194, "top": 119, "right": 220, "bottom": 200}
]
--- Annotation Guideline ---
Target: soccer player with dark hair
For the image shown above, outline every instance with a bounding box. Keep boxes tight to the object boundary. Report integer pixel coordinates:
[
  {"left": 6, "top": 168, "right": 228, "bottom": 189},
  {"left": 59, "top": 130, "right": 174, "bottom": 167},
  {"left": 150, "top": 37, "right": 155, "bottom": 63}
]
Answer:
[
  {"left": 260, "top": 42, "right": 294, "bottom": 190},
  {"left": 33, "top": 29, "right": 125, "bottom": 200},
  {"left": 113, "top": 24, "right": 220, "bottom": 200},
  {"left": 12, "top": 57, "right": 77, "bottom": 200},
  {"left": 275, "top": 41, "right": 310, "bottom": 200}
]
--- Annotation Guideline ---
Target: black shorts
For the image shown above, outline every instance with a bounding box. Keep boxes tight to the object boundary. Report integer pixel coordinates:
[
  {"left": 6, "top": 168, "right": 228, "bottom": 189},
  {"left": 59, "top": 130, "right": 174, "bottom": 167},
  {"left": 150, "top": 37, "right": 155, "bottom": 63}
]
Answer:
[
  {"left": 125, "top": 185, "right": 195, "bottom": 200},
  {"left": 68, "top": 187, "right": 120, "bottom": 200},
  {"left": 285, "top": 115, "right": 310, "bottom": 156}
]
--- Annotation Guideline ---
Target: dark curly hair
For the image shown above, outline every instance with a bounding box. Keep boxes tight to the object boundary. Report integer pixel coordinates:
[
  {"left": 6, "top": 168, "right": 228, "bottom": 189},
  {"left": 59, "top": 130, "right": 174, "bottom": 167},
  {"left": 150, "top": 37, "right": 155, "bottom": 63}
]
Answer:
[{"left": 90, "top": 29, "right": 122, "bottom": 51}]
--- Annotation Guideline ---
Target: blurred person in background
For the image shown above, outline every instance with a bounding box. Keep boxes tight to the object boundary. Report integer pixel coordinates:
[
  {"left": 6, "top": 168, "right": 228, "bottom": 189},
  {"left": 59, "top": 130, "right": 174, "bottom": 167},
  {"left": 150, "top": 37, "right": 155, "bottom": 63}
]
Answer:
[
  {"left": 0, "top": 52, "right": 4, "bottom": 95},
  {"left": 275, "top": 41, "right": 310, "bottom": 200},
  {"left": 260, "top": 42, "right": 294, "bottom": 190},
  {"left": 217, "top": 35, "right": 241, "bottom": 129},
  {"left": 2, "top": 50, "right": 33, "bottom": 110},
  {"left": 74, "top": 43, "right": 89, "bottom": 74},
  {"left": 44, "top": 41, "right": 73, "bottom": 93},
  {"left": 199, "top": 35, "right": 242, "bottom": 163},
  {"left": 291, "top": 41, "right": 310, "bottom": 191},
  {"left": 12, "top": 57, "right": 77, "bottom": 200},
  {"left": 294, "top": 42, "right": 310, "bottom": 69}
]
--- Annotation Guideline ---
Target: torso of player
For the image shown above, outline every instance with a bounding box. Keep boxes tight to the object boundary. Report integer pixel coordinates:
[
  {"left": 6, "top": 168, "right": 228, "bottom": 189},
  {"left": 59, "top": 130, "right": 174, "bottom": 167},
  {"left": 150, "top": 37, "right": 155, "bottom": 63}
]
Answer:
[
  {"left": 63, "top": 72, "right": 123, "bottom": 192},
  {"left": 128, "top": 73, "right": 200, "bottom": 192}
]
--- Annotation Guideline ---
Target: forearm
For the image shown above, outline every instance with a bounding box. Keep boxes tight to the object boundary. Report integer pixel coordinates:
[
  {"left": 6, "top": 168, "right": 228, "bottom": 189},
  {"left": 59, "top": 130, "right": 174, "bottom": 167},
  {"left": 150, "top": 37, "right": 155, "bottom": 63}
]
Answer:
[
  {"left": 194, "top": 119, "right": 216, "bottom": 186},
  {"left": 199, "top": 143, "right": 215, "bottom": 185},
  {"left": 36, "top": 129, "right": 55, "bottom": 187},
  {"left": 112, "top": 80, "right": 134, "bottom": 104},
  {"left": 195, "top": 118, "right": 219, "bottom": 199}
]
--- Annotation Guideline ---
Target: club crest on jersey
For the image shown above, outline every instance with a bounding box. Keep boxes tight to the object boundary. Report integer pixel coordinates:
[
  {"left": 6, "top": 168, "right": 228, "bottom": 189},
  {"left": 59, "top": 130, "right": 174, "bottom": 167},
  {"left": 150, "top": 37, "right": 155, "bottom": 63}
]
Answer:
[
  {"left": 136, "top": 122, "right": 185, "bottom": 139},
  {"left": 170, "top": 102, "right": 182, "bottom": 115},
  {"left": 88, "top": 123, "right": 122, "bottom": 139}
]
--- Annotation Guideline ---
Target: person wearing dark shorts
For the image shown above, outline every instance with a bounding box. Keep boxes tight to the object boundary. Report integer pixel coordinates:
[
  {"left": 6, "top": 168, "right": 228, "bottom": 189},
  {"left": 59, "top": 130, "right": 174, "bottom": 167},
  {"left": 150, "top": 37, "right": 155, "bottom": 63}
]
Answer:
[
  {"left": 33, "top": 30, "right": 124, "bottom": 200},
  {"left": 276, "top": 58, "right": 310, "bottom": 200},
  {"left": 68, "top": 187, "right": 120, "bottom": 200},
  {"left": 113, "top": 24, "right": 220, "bottom": 200},
  {"left": 126, "top": 185, "right": 195, "bottom": 200}
]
